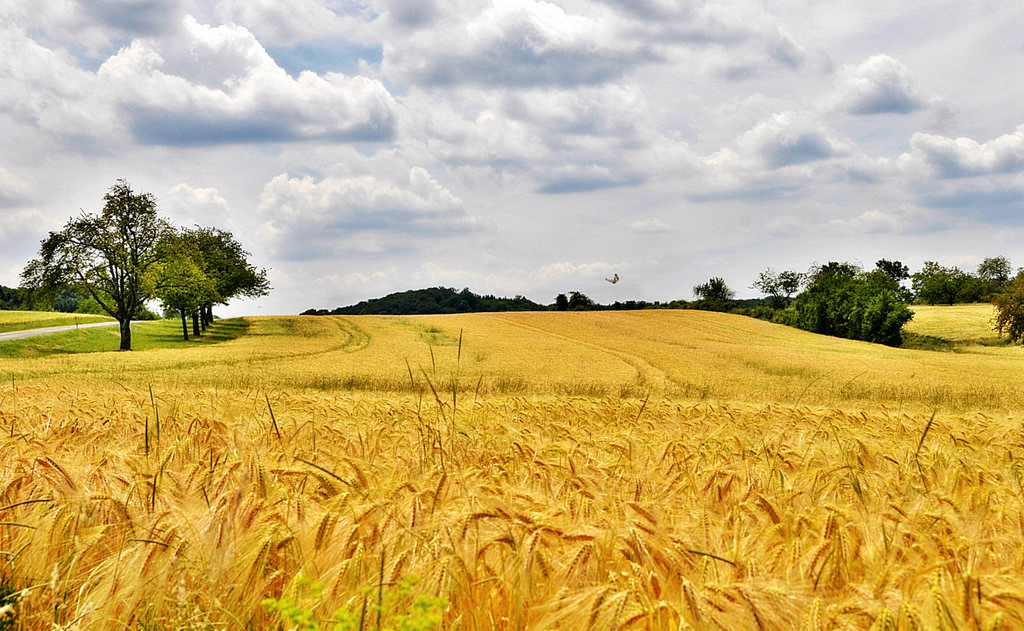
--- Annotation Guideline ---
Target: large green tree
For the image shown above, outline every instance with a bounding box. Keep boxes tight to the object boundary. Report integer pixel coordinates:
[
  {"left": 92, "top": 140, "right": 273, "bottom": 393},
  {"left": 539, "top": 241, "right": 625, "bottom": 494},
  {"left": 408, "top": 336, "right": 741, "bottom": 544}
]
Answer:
[
  {"left": 912, "top": 261, "right": 975, "bottom": 305},
  {"left": 992, "top": 274, "right": 1024, "bottom": 343},
  {"left": 790, "top": 262, "right": 913, "bottom": 346},
  {"left": 154, "top": 231, "right": 214, "bottom": 340},
  {"left": 751, "top": 268, "right": 802, "bottom": 308},
  {"left": 693, "top": 277, "right": 735, "bottom": 305},
  {"left": 21, "top": 180, "right": 172, "bottom": 350},
  {"left": 567, "top": 291, "right": 595, "bottom": 310},
  {"left": 976, "top": 256, "right": 1012, "bottom": 300},
  {"left": 185, "top": 227, "right": 270, "bottom": 327}
]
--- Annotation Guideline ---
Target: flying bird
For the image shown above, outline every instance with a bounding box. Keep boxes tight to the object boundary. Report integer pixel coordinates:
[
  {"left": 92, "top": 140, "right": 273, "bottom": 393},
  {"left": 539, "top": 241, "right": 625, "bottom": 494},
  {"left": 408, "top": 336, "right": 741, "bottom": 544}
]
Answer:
[{"left": 606, "top": 273, "right": 619, "bottom": 284}]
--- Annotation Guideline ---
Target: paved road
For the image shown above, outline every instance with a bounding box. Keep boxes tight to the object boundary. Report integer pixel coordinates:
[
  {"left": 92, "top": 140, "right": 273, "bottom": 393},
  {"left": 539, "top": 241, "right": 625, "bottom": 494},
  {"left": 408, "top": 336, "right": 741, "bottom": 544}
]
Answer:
[{"left": 0, "top": 321, "right": 120, "bottom": 342}]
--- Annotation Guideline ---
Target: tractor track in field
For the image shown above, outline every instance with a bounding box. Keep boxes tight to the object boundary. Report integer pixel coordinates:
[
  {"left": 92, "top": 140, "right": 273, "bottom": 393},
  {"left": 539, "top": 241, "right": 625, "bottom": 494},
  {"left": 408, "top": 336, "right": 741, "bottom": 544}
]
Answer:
[
  {"left": 487, "top": 313, "right": 680, "bottom": 390},
  {"left": 8, "top": 317, "right": 374, "bottom": 381},
  {"left": 180, "top": 316, "right": 373, "bottom": 373}
]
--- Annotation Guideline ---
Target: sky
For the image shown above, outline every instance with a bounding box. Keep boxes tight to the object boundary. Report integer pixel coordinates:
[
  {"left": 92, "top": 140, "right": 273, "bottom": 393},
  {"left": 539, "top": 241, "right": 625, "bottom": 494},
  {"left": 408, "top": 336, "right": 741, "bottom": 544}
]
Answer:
[{"left": 2, "top": 0, "right": 1023, "bottom": 316}]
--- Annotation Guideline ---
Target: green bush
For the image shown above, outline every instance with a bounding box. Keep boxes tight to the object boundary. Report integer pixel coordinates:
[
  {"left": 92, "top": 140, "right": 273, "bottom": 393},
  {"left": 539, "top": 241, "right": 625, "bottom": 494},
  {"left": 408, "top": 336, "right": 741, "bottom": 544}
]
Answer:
[
  {"left": 790, "top": 263, "right": 913, "bottom": 347},
  {"left": 263, "top": 574, "right": 446, "bottom": 631}
]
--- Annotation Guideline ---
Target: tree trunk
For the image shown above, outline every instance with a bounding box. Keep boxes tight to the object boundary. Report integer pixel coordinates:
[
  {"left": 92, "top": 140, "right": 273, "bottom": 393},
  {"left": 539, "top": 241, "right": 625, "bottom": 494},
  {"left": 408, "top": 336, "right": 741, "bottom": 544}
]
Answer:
[
  {"left": 180, "top": 308, "right": 189, "bottom": 340},
  {"left": 119, "top": 318, "right": 132, "bottom": 351},
  {"left": 192, "top": 311, "right": 201, "bottom": 337}
]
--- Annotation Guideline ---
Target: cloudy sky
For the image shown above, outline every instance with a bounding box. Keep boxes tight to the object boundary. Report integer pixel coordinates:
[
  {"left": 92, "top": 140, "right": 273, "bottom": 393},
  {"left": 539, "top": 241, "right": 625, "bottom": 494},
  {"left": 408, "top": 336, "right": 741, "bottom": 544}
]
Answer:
[{"left": 2, "top": 0, "right": 1023, "bottom": 314}]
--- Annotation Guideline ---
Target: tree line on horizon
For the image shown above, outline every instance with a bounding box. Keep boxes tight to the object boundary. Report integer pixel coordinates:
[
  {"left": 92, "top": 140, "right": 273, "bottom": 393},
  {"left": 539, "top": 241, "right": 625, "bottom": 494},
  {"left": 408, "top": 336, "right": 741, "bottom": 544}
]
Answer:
[
  {"left": 8, "top": 180, "right": 269, "bottom": 350},
  {"left": 301, "top": 255, "right": 1024, "bottom": 348},
  {"left": 652, "top": 255, "right": 1024, "bottom": 346},
  {"left": 8, "top": 188, "right": 1024, "bottom": 351}
]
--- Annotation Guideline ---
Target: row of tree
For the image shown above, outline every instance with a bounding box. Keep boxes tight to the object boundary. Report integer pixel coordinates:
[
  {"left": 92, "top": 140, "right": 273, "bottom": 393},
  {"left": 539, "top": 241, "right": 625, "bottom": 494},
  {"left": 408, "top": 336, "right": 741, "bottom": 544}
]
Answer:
[
  {"left": 700, "top": 256, "right": 1024, "bottom": 346},
  {"left": 748, "top": 256, "right": 1016, "bottom": 309},
  {"left": 302, "top": 254, "right": 1024, "bottom": 348},
  {"left": 562, "top": 255, "right": 1024, "bottom": 347},
  {"left": 782, "top": 261, "right": 912, "bottom": 346},
  {"left": 19, "top": 180, "right": 269, "bottom": 350},
  {"left": 0, "top": 284, "right": 160, "bottom": 318},
  {"left": 685, "top": 263, "right": 908, "bottom": 346}
]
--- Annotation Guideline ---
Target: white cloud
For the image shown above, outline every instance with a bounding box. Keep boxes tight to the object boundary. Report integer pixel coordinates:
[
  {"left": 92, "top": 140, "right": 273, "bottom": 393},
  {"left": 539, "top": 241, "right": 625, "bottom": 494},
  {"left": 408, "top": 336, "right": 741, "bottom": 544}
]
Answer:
[
  {"left": 830, "top": 55, "right": 927, "bottom": 116},
  {"left": 79, "top": 0, "right": 183, "bottom": 38},
  {"left": 381, "top": 0, "right": 810, "bottom": 89},
  {"left": 377, "top": 0, "right": 440, "bottom": 29},
  {"left": 728, "top": 112, "right": 854, "bottom": 169},
  {"left": 0, "top": 22, "right": 117, "bottom": 140},
  {"left": 2, "top": 0, "right": 185, "bottom": 56},
  {"left": 0, "top": 208, "right": 48, "bottom": 252},
  {"left": 400, "top": 83, "right": 668, "bottom": 193},
  {"left": 630, "top": 218, "right": 674, "bottom": 233},
  {"left": 599, "top": 0, "right": 803, "bottom": 56},
  {"left": 0, "top": 168, "right": 31, "bottom": 207},
  {"left": 97, "top": 16, "right": 398, "bottom": 145},
  {"left": 535, "top": 164, "right": 645, "bottom": 193},
  {"left": 535, "top": 261, "right": 616, "bottom": 281},
  {"left": 382, "top": 0, "right": 654, "bottom": 87},
  {"left": 828, "top": 209, "right": 903, "bottom": 234},
  {"left": 214, "top": 0, "right": 354, "bottom": 46},
  {"left": 909, "top": 126, "right": 1024, "bottom": 178},
  {"left": 258, "top": 168, "right": 483, "bottom": 259},
  {"left": 5, "top": 1, "right": 1024, "bottom": 313},
  {"left": 764, "top": 214, "right": 804, "bottom": 237},
  {"left": 165, "top": 183, "right": 233, "bottom": 228},
  {"left": 500, "top": 84, "right": 650, "bottom": 140}
]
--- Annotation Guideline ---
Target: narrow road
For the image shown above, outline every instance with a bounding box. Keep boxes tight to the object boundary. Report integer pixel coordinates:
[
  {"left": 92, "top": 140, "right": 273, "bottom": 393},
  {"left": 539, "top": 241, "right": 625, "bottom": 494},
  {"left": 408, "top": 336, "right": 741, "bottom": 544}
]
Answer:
[{"left": 0, "top": 321, "right": 120, "bottom": 342}]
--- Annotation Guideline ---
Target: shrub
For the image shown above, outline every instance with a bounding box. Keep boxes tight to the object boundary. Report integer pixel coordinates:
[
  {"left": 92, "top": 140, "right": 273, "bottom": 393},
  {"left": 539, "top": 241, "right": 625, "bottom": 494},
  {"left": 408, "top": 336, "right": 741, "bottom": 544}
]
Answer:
[
  {"left": 791, "top": 263, "right": 913, "bottom": 346},
  {"left": 992, "top": 275, "right": 1024, "bottom": 343}
]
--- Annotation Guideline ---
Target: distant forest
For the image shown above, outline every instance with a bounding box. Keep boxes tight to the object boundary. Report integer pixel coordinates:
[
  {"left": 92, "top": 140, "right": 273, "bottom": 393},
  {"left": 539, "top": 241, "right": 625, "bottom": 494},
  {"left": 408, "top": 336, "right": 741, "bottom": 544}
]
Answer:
[
  {"left": 302, "top": 287, "right": 544, "bottom": 315},
  {"left": 301, "top": 286, "right": 767, "bottom": 316},
  {"left": 299, "top": 256, "right": 1024, "bottom": 348}
]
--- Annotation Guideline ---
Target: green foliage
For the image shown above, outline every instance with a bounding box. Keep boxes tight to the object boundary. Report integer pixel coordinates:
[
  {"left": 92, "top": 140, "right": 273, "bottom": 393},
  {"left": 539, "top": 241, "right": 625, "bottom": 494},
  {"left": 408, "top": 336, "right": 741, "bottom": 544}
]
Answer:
[
  {"left": 0, "top": 285, "right": 22, "bottom": 310},
  {"left": 19, "top": 183, "right": 267, "bottom": 349},
  {"left": 875, "top": 259, "right": 910, "bottom": 282},
  {"left": 976, "top": 255, "right": 1013, "bottom": 300},
  {"left": 154, "top": 230, "right": 215, "bottom": 339},
  {"left": 0, "top": 579, "right": 20, "bottom": 631},
  {"left": 978, "top": 256, "right": 1012, "bottom": 283},
  {"left": 690, "top": 277, "right": 737, "bottom": 312},
  {"left": 567, "top": 291, "right": 594, "bottom": 310},
  {"left": 73, "top": 295, "right": 107, "bottom": 315},
  {"left": 790, "top": 262, "right": 913, "bottom": 346},
  {"left": 316, "top": 287, "right": 542, "bottom": 315},
  {"left": 20, "top": 180, "right": 172, "bottom": 350},
  {"left": 912, "top": 261, "right": 981, "bottom": 305},
  {"left": 693, "top": 277, "right": 735, "bottom": 303},
  {"left": 186, "top": 226, "right": 270, "bottom": 314},
  {"left": 751, "top": 268, "right": 802, "bottom": 308},
  {"left": 992, "top": 274, "right": 1024, "bottom": 343},
  {"left": 262, "top": 575, "right": 446, "bottom": 631},
  {"left": 0, "top": 318, "right": 248, "bottom": 358},
  {"left": 554, "top": 293, "right": 569, "bottom": 311},
  {"left": 49, "top": 287, "right": 83, "bottom": 312}
]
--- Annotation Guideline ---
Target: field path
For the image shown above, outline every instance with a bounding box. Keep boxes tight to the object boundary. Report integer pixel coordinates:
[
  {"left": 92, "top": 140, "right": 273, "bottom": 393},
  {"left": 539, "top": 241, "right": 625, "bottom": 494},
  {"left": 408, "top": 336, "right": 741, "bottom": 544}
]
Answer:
[
  {"left": 489, "top": 312, "right": 677, "bottom": 388},
  {"left": 0, "top": 320, "right": 119, "bottom": 341}
]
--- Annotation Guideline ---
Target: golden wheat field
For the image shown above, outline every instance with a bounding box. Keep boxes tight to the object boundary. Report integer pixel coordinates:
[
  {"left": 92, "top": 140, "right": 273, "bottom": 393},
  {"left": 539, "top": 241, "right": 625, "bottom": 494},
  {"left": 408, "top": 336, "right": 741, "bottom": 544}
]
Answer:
[{"left": 1, "top": 308, "right": 1024, "bottom": 630}]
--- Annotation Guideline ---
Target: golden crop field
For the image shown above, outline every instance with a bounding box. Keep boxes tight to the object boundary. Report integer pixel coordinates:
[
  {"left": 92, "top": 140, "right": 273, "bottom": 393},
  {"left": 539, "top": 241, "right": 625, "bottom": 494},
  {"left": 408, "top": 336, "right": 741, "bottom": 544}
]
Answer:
[
  {"left": 905, "top": 304, "right": 1001, "bottom": 346},
  {"left": 1, "top": 308, "right": 1023, "bottom": 630}
]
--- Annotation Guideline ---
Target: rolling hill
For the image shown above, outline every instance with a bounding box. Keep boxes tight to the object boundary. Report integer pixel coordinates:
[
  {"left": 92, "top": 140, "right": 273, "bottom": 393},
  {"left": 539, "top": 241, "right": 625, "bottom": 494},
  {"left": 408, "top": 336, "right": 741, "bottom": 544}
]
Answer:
[{"left": 4, "top": 305, "right": 1021, "bottom": 410}]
